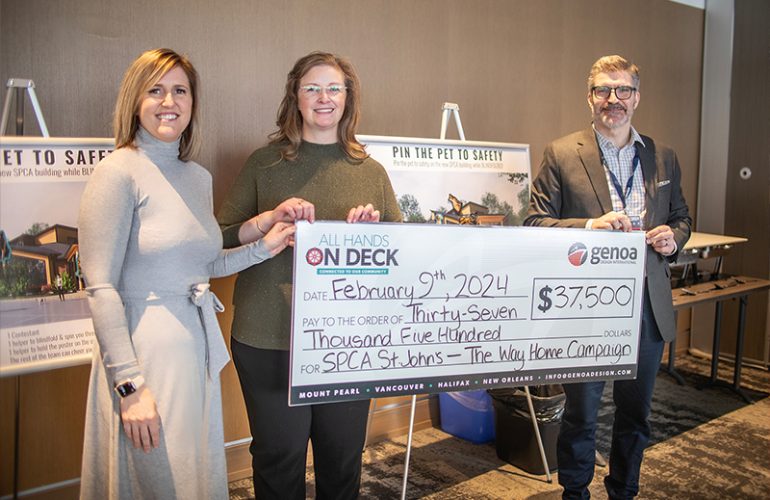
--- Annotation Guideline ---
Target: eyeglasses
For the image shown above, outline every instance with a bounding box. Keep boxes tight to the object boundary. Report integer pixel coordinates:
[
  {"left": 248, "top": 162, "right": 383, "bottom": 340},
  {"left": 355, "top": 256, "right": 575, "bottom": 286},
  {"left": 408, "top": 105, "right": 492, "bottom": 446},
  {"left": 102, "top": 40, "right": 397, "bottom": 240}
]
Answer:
[
  {"left": 299, "top": 84, "right": 347, "bottom": 98},
  {"left": 591, "top": 86, "right": 637, "bottom": 100}
]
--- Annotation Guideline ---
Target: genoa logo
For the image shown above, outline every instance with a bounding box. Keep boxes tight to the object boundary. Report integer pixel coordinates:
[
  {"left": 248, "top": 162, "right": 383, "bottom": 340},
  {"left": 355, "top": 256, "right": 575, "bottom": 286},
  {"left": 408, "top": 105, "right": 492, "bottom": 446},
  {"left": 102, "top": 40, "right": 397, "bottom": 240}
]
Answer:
[{"left": 568, "top": 242, "right": 588, "bottom": 266}]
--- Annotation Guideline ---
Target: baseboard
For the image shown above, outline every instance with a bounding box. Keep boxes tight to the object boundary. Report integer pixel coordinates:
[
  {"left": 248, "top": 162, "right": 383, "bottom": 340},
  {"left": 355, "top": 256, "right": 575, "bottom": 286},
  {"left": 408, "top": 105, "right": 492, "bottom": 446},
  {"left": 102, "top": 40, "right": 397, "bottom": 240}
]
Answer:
[
  {"left": 0, "top": 478, "right": 79, "bottom": 500},
  {"left": 225, "top": 441, "right": 254, "bottom": 483},
  {"left": 366, "top": 396, "right": 439, "bottom": 444}
]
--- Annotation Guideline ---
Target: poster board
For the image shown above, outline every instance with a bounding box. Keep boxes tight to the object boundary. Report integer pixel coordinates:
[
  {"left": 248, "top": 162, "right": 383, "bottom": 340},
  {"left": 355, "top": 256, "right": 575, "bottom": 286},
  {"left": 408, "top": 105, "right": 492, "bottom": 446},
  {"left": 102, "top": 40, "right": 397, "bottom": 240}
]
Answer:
[
  {"left": 358, "top": 135, "right": 530, "bottom": 226},
  {"left": 289, "top": 221, "right": 646, "bottom": 405},
  {"left": 0, "top": 137, "right": 113, "bottom": 376}
]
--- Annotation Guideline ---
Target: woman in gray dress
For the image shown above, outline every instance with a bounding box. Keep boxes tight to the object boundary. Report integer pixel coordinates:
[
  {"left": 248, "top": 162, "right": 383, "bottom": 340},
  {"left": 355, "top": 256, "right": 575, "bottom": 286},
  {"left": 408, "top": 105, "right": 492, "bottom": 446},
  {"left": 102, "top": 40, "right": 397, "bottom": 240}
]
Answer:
[{"left": 78, "top": 48, "right": 294, "bottom": 499}]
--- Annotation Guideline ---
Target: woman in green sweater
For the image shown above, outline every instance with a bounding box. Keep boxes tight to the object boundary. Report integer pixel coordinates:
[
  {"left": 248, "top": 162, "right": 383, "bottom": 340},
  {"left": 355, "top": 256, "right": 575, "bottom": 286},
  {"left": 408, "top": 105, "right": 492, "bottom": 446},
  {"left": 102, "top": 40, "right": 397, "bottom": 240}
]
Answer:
[{"left": 218, "top": 51, "right": 401, "bottom": 499}]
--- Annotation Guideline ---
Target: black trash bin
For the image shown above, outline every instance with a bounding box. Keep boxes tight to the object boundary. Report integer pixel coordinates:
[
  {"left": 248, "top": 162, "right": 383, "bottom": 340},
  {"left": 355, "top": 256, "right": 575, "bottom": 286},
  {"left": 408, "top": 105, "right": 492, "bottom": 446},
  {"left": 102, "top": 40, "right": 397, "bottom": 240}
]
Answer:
[{"left": 488, "top": 385, "right": 565, "bottom": 475}]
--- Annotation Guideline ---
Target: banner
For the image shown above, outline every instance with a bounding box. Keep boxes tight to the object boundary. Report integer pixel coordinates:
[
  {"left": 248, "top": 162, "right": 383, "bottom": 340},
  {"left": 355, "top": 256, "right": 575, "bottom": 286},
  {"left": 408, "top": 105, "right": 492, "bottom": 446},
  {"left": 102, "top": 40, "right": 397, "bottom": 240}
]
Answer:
[
  {"left": 1, "top": 137, "right": 113, "bottom": 377},
  {"left": 289, "top": 221, "right": 647, "bottom": 405}
]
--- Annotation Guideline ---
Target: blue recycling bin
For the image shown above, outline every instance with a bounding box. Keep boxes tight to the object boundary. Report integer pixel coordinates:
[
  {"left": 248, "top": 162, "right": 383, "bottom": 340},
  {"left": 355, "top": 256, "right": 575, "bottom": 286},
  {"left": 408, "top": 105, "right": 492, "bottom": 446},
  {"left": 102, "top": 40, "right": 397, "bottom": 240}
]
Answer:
[{"left": 438, "top": 390, "right": 495, "bottom": 444}]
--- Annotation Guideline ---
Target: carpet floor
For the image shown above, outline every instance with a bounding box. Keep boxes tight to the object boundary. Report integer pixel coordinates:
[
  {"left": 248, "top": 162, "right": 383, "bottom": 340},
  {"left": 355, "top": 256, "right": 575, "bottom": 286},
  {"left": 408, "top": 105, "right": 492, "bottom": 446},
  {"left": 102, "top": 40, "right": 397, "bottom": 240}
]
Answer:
[{"left": 229, "top": 354, "right": 770, "bottom": 499}]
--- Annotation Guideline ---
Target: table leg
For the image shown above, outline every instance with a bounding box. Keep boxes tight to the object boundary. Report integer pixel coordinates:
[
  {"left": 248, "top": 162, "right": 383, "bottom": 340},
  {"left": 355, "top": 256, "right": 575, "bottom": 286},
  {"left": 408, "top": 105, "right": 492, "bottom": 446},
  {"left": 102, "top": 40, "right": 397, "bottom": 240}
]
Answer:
[
  {"left": 709, "top": 302, "right": 723, "bottom": 383},
  {"left": 697, "top": 298, "right": 753, "bottom": 403},
  {"left": 731, "top": 296, "right": 753, "bottom": 403},
  {"left": 697, "top": 302, "right": 723, "bottom": 391},
  {"left": 713, "top": 256, "right": 724, "bottom": 280}
]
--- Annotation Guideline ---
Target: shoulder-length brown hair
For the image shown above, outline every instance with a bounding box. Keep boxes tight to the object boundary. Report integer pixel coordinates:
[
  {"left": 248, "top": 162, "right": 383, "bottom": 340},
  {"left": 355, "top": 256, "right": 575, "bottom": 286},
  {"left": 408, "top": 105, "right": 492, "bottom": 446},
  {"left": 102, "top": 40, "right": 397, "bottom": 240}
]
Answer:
[
  {"left": 269, "top": 51, "right": 367, "bottom": 161},
  {"left": 113, "top": 48, "right": 200, "bottom": 161}
]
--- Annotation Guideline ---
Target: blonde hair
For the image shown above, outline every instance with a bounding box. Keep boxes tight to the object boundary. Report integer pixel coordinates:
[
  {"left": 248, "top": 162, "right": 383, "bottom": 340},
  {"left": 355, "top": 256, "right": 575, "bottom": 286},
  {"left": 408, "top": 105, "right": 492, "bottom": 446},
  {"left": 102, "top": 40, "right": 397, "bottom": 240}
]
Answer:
[
  {"left": 269, "top": 51, "right": 367, "bottom": 161},
  {"left": 113, "top": 48, "right": 200, "bottom": 161},
  {"left": 587, "top": 55, "right": 640, "bottom": 91}
]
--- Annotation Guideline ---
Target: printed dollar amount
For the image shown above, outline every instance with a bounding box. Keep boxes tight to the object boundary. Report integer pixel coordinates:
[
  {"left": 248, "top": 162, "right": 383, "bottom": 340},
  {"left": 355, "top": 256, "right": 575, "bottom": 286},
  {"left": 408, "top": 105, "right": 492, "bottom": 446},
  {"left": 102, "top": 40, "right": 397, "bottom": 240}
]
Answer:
[{"left": 530, "top": 278, "right": 638, "bottom": 320}]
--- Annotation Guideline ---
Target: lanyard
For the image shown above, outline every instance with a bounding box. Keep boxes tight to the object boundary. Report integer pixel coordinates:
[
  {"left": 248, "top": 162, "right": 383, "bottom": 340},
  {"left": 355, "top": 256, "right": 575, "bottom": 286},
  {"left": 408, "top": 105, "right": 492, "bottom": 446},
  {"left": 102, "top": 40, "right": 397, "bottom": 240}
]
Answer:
[{"left": 600, "top": 146, "right": 640, "bottom": 210}]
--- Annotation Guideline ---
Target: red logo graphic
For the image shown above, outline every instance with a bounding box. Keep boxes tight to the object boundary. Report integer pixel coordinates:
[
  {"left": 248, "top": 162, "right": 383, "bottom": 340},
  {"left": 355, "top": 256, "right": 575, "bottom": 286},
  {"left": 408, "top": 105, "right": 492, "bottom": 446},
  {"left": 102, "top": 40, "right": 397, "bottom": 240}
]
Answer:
[
  {"left": 306, "top": 247, "right": 323, "bottom": 266},
  {"left": 568, "top": 242, "right": 588, "bottom": 266}
]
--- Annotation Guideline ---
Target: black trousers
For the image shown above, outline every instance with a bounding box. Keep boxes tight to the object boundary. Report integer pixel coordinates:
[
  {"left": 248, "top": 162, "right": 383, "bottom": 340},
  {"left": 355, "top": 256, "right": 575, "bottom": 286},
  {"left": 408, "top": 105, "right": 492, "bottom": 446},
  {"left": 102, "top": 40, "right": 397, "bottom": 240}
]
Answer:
[
  {"left": 557, "top": 294, "right": 665, "bottom": 500},
  {"left": 231, "top": 338, "right": 370, "bottom": 500}
]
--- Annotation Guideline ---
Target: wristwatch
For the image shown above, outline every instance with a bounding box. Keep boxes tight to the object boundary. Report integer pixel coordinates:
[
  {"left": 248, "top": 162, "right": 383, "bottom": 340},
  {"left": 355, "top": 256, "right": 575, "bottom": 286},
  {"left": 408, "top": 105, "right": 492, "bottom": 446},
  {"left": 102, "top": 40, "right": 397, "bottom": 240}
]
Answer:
[{"left": 114, "top": 375, "right": 145, "bottom": 398}]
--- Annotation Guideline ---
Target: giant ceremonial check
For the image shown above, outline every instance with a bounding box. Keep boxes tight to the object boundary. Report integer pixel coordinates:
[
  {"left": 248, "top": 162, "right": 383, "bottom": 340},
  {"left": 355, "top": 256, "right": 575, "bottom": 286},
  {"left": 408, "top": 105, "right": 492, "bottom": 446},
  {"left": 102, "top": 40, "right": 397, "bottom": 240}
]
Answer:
[{"left": 289, "top": 221, "right": 647, "bottom": 405}]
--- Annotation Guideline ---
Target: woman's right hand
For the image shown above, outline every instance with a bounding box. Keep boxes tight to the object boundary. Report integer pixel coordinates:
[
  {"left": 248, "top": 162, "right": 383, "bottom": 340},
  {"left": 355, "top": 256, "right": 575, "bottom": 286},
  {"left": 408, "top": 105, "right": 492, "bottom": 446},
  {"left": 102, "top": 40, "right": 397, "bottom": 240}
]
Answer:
[
  {"left": 270, "top": 197, "right": 315, "bottom": 225},
  {"left": 261, "top": 221, "right": 297, "bottom": 256},
  {"left": 119, "top": 386, "right": 161, "bottom": 453}
]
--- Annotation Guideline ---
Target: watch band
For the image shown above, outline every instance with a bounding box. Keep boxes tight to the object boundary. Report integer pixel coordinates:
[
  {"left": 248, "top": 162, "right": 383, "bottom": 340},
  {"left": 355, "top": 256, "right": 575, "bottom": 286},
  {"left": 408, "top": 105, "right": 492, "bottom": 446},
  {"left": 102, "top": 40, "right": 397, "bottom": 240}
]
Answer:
[{"left": 114, "top": 375, "right": 145, "bottom": 398}]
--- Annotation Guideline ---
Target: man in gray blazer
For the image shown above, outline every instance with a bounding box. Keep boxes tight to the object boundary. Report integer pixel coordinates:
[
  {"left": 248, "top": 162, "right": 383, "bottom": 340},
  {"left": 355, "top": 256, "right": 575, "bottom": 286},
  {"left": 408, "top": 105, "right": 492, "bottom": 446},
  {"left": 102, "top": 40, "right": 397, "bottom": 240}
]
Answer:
[{"left": 525, "top": 55, "right": 691, "bottom": 499}]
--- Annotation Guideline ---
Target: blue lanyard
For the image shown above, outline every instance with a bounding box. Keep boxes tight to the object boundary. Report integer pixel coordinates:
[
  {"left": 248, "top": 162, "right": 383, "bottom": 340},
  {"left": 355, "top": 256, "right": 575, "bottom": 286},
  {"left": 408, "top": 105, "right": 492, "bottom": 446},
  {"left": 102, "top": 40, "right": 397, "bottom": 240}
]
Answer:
[{"left": 601, "top": 147, "right": 640, "bottom": 210}]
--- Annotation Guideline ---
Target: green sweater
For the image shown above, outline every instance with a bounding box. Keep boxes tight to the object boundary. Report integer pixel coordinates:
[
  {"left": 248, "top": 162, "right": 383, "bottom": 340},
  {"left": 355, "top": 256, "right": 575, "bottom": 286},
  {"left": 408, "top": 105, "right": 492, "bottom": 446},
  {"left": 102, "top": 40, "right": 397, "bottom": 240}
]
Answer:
[{"left": 218, "top": 141, "right": 402, "bottom": 350}]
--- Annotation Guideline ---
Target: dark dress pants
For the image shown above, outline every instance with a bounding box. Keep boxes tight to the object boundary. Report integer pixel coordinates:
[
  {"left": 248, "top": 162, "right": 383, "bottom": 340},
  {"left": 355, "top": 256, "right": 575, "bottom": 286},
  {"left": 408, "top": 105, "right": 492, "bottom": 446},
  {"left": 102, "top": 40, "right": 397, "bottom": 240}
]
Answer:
[
  {"left": 231, "top": 338, "right": 370, "bottom": 500},
  {"left": 557, "top": 294, "right": 665, "bottom": 500}
]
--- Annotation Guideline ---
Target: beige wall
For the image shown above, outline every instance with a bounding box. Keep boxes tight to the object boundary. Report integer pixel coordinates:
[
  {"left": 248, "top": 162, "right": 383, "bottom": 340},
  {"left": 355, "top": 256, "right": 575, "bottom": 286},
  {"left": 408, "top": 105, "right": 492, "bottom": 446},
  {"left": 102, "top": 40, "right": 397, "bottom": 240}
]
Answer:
[
  {"left": 1, "top": 0, "right": 703, "bottom": 209},
  {"left": 0, "top": 0, "right": 705, "bottom": 496}
]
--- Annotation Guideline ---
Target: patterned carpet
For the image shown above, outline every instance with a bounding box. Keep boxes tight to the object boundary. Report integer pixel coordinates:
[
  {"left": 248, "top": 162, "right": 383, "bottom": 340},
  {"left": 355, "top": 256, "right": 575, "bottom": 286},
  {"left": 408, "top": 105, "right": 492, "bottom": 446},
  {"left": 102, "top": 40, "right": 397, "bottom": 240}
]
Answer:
[{"left": 229, "top": 354, "right": 770, "bottom": 499}]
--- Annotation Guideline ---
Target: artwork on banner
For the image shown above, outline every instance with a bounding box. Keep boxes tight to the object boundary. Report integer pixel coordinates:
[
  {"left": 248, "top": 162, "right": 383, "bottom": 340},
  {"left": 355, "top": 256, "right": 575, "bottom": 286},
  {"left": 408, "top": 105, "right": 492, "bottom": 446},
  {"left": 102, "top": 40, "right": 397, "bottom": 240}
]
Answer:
[
  {"left": 358, "top": 135, "right": 530, "bottom": 226},
  {"left": 290, "top": 221, "right": 646, "bottom": 405},
  {"left": 0, "top": 137, "right": 113, "bottom": 376}
]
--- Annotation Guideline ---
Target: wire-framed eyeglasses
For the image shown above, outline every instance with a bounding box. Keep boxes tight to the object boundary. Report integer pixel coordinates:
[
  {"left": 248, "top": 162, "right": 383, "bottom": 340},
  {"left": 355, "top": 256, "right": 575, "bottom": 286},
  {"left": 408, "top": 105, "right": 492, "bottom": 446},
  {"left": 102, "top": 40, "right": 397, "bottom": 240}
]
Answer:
[{"left": 299, "top": 85, "right": 347, "bottom": 98}]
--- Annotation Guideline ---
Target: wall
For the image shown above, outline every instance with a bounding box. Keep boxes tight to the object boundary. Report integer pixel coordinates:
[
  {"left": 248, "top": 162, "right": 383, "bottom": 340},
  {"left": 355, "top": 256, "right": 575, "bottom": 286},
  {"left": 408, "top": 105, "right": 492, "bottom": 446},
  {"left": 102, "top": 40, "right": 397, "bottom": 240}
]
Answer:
[
  {"left": 720, "top": 0, "right": 769, "bottom": 363},
  {"left": 0, "top": 0, "right": 705, "bottom": 496},
  {"left": 690, "top": 0, "right": 769, "bottom": 365}
]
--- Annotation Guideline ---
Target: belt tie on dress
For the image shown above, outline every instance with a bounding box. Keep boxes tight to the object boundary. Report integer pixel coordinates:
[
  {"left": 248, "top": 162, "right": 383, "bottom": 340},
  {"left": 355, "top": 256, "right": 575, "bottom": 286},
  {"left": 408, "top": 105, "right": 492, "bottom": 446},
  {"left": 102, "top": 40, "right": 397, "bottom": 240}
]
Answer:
[{"left": 190, "top": 283, "right": 230, "bottom": 378}]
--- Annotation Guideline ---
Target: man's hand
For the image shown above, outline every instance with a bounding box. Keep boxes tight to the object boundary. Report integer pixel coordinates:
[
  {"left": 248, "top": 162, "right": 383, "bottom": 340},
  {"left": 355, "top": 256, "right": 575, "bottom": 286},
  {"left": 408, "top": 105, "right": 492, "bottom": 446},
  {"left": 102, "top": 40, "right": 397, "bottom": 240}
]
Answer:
[
  {"left": 645, "top": 225, "right": 677, "bottom": 256},
  {"left": 590, "top": 211, "right": 633, "bottom": 232}
]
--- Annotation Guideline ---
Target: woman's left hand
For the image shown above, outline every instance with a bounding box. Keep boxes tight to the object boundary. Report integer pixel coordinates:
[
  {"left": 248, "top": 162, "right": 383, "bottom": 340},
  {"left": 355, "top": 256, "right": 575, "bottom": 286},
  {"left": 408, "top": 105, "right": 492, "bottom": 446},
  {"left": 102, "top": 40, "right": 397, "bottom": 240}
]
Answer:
[
  {"left": 347, "top": 204, "right": 380, "bottom": 223},
  {"left": 119, "top": 386, "right": 161, "bottom": 453}
]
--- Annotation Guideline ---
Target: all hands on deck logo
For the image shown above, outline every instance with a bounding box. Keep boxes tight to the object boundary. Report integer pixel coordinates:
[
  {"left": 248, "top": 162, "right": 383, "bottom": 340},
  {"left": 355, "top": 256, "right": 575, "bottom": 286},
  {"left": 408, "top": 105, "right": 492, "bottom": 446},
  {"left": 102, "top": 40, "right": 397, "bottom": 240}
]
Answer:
[
  {"left": 306, "top": 232, "right": 399, "bottom": 275},
  {"left": 306, "top": 248, "right": 323, "bottom": 266}
]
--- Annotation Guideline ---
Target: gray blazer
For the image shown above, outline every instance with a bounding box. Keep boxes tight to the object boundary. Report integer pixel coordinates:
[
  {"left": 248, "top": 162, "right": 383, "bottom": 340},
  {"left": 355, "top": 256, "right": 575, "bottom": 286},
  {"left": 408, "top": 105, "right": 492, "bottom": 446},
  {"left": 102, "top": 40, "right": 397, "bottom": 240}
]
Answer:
[{"left": 525, "top": 128, "right": 691, "bottom": 342}]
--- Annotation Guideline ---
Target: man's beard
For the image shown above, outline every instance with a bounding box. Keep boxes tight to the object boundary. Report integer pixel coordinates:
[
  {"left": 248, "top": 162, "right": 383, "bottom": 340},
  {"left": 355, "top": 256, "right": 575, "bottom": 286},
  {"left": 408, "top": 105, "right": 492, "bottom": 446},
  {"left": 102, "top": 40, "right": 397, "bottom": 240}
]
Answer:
[{"left": 599, "top": 103, "right": 628, "bottom": 128}]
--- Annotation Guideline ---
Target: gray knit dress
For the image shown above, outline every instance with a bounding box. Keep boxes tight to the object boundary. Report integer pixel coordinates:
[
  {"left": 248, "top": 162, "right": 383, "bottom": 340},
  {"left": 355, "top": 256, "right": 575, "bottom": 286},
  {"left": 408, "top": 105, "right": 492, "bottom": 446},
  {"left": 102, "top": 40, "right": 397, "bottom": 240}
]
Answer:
[{"left": 78, "top": 128, "right": 270, "bottom": 499}]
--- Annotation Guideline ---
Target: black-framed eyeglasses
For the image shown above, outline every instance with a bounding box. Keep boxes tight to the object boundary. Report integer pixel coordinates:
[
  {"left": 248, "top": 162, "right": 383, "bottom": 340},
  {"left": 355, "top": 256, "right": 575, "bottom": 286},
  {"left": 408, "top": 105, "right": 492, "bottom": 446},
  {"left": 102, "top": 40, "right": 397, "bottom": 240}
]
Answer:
[{"left": 591, "top": 85, "right": 637, "bottom": 100}]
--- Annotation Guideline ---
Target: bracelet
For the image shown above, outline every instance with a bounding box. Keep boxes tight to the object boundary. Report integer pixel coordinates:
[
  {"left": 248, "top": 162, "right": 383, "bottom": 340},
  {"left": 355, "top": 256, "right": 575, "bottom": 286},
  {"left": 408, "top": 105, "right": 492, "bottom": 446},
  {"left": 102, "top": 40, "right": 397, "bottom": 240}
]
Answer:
[{"left": 255, "top": 215, "right": 267, "bottom": 235}]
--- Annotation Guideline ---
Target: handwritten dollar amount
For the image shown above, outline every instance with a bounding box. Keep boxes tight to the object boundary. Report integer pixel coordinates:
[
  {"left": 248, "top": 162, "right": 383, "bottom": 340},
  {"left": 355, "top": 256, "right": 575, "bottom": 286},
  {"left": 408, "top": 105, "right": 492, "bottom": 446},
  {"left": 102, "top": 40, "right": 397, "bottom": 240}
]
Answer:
[{"left": 531, "top": 278, "right": 637, "bottom": 320}]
